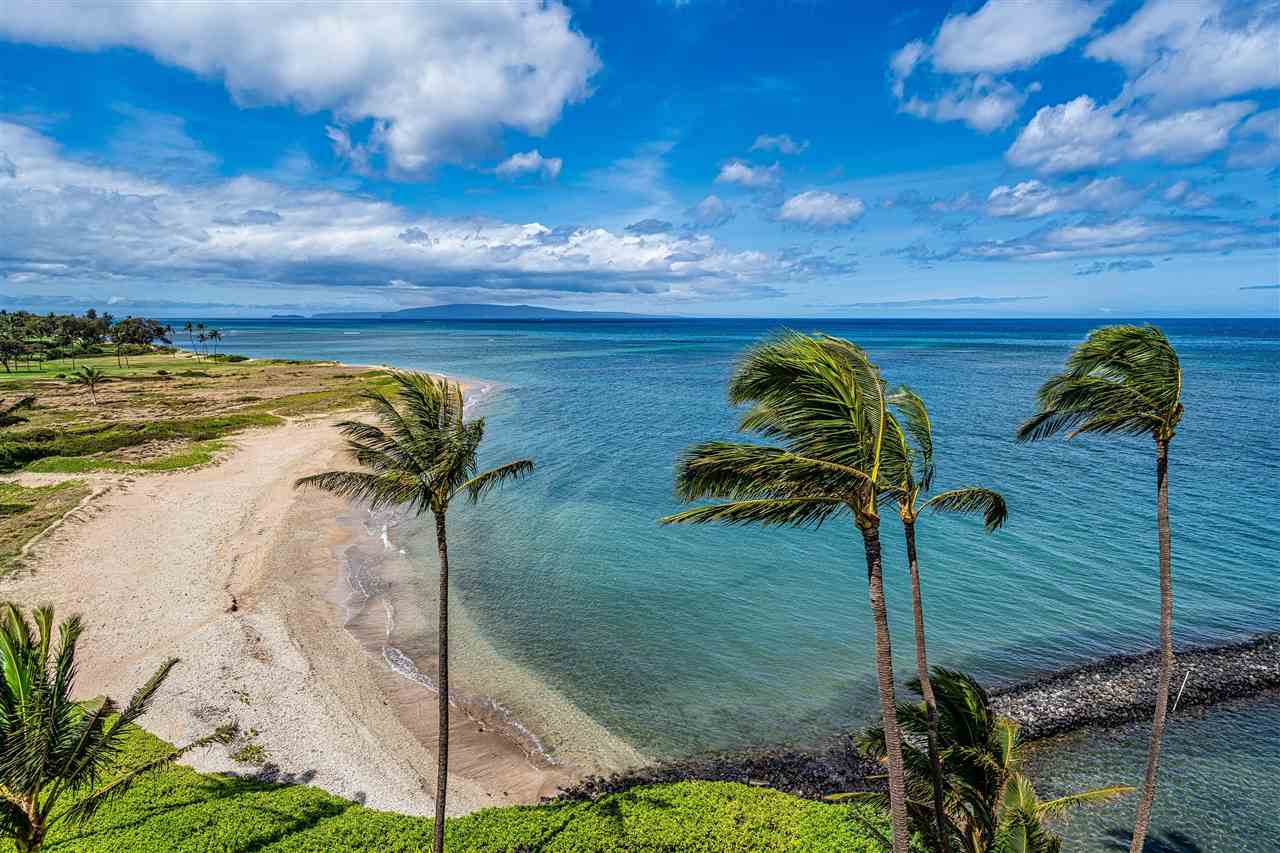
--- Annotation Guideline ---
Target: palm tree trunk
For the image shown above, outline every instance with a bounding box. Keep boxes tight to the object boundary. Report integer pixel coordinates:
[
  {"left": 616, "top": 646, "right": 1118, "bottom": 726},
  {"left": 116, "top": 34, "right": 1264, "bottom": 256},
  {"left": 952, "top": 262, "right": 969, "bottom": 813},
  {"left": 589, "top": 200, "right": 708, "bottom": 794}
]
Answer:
[
  {"left": 861, "top": 521, "right": 910, "bottom": 853},
  {"left": 432, "top": 510, "right": 450, "bottom": 853},
  {"left": 1129, "top": 437, "right": 1175, "bottom": 853},
  {"left": 904, "top": 519, "right": 949, "bottom": 849}
]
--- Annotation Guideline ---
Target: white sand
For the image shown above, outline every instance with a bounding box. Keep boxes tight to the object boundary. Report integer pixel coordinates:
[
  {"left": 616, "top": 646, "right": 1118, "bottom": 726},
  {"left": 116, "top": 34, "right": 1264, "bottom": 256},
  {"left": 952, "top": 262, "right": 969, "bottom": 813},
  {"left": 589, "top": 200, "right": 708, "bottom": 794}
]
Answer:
[{"left": 0, "top": 416, "right": 583, "bottom": 816}]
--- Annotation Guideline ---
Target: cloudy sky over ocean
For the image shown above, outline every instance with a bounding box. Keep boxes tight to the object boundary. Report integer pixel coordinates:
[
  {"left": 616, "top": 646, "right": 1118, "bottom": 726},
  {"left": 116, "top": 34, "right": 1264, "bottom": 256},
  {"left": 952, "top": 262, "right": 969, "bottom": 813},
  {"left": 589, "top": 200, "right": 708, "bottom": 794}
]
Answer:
[{"left": 1, "top": 0, "right": 1277, "bottom": 316}]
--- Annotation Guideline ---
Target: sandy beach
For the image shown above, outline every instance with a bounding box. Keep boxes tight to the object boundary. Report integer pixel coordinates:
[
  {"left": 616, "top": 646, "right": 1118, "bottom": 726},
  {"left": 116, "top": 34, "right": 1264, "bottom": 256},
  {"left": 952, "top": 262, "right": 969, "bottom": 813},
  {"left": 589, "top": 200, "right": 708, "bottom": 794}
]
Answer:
[{"left": 0, "top": 412, "right": 594, "bottom": 816}]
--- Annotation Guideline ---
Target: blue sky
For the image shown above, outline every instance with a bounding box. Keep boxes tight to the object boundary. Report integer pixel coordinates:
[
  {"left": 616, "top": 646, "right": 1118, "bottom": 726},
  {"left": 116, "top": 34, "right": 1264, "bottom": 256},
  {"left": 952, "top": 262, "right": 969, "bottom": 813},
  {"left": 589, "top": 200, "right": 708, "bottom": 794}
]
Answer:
[{"left": 0, "top": 0, "right": 1277, "bottom": 317}]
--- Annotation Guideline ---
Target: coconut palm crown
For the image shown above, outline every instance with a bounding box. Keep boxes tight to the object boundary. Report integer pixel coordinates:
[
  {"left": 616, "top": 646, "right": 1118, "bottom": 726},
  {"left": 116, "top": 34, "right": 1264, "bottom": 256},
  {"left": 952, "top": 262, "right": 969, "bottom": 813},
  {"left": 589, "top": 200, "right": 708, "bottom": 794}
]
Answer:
[
  {"left": 1015, "top": 324, "right": 1182, "bottom": 853},
  {"left": 295, "top": 370, "right": 532, "bottom": 853},
  {"left": 0, "top": 603, "right": 233, "bottom": 853},
  {"left": 661, "top": 332, "right": 914, "bottom": 853},
  {"left": 854, "top": 668, "right": 1131, "bottom": 853},
  {"left": 1015, "top": 325, "right": 1182, "bottom": 445},
  {"left": 295, "top": 371, "right": 533, "bottom": 517}
]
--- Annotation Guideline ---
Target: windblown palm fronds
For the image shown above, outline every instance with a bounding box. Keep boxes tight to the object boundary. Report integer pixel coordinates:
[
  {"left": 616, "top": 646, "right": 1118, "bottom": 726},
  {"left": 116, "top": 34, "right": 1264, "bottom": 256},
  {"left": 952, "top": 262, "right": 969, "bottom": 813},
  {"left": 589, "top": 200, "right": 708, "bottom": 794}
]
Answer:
[
  {"left": 1017, "top": 325, "right": 1182, "bottom": 853},
  {"left": 662, "top": 332, "right": 913, "bottom": 853},
  {"left": 296, "top": 370, "right": 532, "bottom": 853},
  {"left": 850, "top": 668, "right": 1131, "bottom": 853},
  {"left": 68, "top": 367, "right": 108, "bottom": 406},
  {"left": 1016, "top": 325, "right": 1182, "bottom": 444},
  {"left": 0, "top": 603, "right": 233, "bottom": 853}
]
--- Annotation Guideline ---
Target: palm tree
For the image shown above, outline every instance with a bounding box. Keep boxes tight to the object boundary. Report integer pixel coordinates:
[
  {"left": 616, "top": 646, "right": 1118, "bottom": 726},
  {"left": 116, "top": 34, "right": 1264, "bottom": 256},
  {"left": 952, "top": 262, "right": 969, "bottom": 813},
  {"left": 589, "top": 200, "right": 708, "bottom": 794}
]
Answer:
[
  {"left": 208, "top": 329, "right": 223, "bottom": 357},
  {"left": 69, "top": 366, "right": 108, "bottom": 406},
  {"left": 884, "top": 386, "right": 1008, "bottom": 847},
  {"left": 1016, "top": 325, "right": 1183, "bottom": 853},
  {"left": 196, "top": 332, "right": 207, "bottom": 359},
  {"left": 0, "top": 396, "right": 35, "bottom": 428},
  {"left": 0, "top": 603, "right": 234, "bottom": 853},
  {"left": 661, "top": 332, "right": 913, "bottom": 853},
  {"left": 295, "top": 371, "right": 533, "bottom": 853},
  {"left": 182, "top": 321, "right": 194, "bottom": 352},
  {"left": 854, "top": 669, "right": 1131, "bottom": 853}
]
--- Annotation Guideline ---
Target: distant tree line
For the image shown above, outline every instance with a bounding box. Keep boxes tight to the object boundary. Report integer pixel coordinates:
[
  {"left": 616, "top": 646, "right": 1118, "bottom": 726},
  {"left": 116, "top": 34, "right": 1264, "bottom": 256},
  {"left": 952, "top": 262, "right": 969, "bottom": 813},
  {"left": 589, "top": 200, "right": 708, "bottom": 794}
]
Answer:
[{"left": 0, "top": 309, "right": 174, "bottom": 372}]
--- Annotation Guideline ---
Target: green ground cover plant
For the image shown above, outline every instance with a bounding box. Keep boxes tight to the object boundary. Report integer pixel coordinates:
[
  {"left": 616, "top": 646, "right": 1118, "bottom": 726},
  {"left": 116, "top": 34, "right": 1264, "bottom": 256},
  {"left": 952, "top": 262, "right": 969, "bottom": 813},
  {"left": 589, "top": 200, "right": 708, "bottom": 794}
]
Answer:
[{"left": 17, "top": 724, "right": 892, "bottom": 853}]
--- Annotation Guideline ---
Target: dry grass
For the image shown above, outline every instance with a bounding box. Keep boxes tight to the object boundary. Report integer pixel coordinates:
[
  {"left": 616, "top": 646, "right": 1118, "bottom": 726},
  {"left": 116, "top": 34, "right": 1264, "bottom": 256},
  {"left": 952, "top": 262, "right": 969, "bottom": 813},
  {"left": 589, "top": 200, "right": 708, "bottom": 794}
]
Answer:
[
  {"left": 0, "top": 352, "right": 391, "bottom": 470},
  {"left": 0, "top": 480, "right": 92, "bottom": 574}
]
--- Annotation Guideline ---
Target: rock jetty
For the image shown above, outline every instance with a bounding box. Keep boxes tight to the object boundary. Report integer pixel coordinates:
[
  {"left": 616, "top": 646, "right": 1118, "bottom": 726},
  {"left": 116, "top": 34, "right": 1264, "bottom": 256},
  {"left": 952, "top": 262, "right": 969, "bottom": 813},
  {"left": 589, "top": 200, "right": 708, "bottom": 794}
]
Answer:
[
  {"left": 559, "top": 633, "right": 1278, "bottom": 802},
  {"left": 989, "top": 632, "right": 1278, "bottom": 740}
]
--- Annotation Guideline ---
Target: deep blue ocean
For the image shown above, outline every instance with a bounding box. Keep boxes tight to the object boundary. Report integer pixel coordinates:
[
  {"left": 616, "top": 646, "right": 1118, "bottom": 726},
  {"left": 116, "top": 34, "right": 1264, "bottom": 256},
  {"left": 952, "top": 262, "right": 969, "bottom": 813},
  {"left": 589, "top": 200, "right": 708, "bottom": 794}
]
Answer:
[{"left": 199, "top": 317, "right": 1278, "bottom": 851}]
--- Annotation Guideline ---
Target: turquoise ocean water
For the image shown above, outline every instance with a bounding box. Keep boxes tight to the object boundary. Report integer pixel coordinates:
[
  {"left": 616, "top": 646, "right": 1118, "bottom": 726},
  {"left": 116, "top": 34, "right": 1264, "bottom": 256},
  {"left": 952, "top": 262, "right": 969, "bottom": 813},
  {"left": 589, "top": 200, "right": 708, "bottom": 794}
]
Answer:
[{"left": 204, "top": 318, "right": 1277, "bottom": 851}]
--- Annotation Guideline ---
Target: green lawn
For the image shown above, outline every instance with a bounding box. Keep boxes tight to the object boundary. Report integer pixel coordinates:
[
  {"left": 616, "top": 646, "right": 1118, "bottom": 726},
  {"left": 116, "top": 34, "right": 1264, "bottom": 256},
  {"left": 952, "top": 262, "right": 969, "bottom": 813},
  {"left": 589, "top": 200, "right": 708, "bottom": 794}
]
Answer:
[{"left": 24, "top": 727, "right": 892, "bottom": 853}]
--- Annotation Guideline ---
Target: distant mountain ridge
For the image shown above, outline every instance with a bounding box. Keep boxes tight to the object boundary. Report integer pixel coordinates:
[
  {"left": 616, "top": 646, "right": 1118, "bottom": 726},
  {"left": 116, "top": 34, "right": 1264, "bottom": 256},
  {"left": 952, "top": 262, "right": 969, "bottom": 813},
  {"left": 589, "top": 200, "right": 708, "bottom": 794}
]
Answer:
[{"left": 311, "top": 303, "right": 657, "bottom": 320}]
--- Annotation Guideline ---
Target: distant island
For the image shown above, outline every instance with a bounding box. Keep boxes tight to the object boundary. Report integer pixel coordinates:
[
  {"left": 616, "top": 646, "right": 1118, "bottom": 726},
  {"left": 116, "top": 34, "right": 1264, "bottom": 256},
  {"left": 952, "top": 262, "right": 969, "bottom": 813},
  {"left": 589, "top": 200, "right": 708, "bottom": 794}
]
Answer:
[{"left": 309, "top": 303, "right": 659, "bottom": 321}]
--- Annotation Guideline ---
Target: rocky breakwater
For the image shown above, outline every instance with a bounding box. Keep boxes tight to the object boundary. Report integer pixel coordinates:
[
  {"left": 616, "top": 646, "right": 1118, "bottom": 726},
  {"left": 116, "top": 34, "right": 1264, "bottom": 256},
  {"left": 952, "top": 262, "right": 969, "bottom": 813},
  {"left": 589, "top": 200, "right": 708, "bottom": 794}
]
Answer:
[
  {"left": 560, "top": 633, "right": 1278, "bottom": 803},
  {"left": 990, "top": 632, "right": 1279, "bottom": 740}
]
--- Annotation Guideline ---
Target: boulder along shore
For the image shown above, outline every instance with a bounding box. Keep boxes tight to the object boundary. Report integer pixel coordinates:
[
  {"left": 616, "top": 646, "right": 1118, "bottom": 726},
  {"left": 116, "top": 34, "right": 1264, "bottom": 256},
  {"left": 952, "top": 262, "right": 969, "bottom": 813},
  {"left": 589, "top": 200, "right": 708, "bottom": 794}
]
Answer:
[{"left": 562, "top": 632, "right": 1279, "bottom": 802}]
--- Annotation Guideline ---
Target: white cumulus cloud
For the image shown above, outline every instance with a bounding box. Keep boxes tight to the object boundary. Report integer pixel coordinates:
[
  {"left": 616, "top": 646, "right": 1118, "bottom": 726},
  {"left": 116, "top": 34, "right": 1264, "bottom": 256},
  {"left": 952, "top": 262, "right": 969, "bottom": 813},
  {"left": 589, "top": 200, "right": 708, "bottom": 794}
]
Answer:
[
  {"left": 750, "top": 134, "right": 809, "bottom": 155},
  {"left": 886, "top": 0, "right": 1098, "bottom": 132},
  {"left": 1086, "top": 0, "right": 1280, "bottom": 110},
  {"left": 0, "top": 120, "right": 822, "bottom": 308},
  {"left": 715, "top": 160, "right": 782, "bottom": 189},
  {"left": 494, "top": 150, "right": 563, "bottom": 181},
  {"left": 0, "top": 1, "right": 600, "bottom": 174},
  {"left": 1006, "top": 95, "right": 1256, "bottom": 173},
  {"left": 901, "top": 75, "right": 1038, "bottom": 133},
  {"left": 987, "top": 177, "right": 1148, "bottom": 218},
  {"left": 931, "top": 0, "right": 1106, "bottom": 74},
  {"left": 777, "top": 191, "right": 866, "bottom": 228}
]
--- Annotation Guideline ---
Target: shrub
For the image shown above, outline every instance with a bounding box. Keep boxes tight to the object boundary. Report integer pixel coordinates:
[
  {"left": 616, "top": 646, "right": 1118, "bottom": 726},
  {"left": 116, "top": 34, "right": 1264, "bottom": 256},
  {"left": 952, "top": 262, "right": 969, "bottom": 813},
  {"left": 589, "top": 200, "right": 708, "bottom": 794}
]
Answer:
[{"left": 31, "top": 727, "right": 893, "bottom": 853}]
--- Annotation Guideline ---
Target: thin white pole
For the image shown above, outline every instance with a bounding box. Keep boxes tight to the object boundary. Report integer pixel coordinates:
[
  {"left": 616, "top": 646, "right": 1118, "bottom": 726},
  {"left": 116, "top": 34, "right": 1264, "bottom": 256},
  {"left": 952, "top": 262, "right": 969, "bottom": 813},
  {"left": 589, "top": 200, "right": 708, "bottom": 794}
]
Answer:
[{"left": 1171, "top": 668, "right": 1192, "bottom": 714}]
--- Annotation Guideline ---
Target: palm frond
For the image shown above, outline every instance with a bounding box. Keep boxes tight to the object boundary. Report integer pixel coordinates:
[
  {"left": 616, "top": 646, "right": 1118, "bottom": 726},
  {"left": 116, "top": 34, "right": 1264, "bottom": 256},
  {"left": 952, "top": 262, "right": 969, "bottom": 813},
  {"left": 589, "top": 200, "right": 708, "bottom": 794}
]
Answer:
[
  {"left": 888, "top": 386, "right": 934, "bottom": 490},
  {"left": 674, "top": 441, "right": 873, "bottom": 503},
  {"left": 1019, "top": 325, "right": 1182, "bottom": 443},
  {"left": 53, "top": 724, "right": 236, "bottom": 827},
  {"left": 726, "top": 332, "right": 890, "bottom": 481},
  {"left": 295, "top": 470, "right": 425, "bottom": 513},
  {"left": 1034, "top": 784, "right": 1133, "bottom": 820},
  {"left": 925, "top": 487, "right": 1009, "bottom": 532},
  {"left": 460, "top": 459, "right": 535, "bottom": 503},
  {"left": 661, "top": 497, "right": 845, "bottom": 528}
]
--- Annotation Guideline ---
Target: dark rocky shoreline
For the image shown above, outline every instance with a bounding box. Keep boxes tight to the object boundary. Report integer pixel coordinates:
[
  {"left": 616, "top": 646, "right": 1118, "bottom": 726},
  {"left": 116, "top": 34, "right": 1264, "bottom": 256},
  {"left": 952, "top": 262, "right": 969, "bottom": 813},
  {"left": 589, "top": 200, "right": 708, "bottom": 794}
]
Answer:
[
  {"left": 558, "top": 632, "right": 1279, "bottom": 802},
  {"left": 989, "top": 632, "right": 1278, "bottom": 740}
]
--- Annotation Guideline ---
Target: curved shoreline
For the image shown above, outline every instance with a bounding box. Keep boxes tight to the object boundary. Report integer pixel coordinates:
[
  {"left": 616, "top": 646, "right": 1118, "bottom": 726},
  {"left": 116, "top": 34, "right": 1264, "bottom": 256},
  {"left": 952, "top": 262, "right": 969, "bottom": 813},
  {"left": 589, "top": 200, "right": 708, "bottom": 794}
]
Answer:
[{"left": 561, "top": 632, "right": 1279, "bottom": 802}]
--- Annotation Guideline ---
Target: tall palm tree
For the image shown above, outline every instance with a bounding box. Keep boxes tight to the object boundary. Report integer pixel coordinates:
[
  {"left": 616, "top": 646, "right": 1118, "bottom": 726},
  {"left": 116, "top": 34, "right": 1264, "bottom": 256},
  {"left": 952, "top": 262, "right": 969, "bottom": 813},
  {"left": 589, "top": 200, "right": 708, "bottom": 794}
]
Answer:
[
  {"left": 853, "top": 669, "right": 1131, "bottom": 853},
  {"left": 661, "top": 332, "right": 913, "bottom": 853},
  {"left": 1016, "top": 325, "right": 1183, "bottom": 853},
  {"left": 208, "top": 329, "right": 223, "bottom": 357},
  {"left": 0, "top": 603, "right": 233, "bottom": 853},
  {"left": 182, "top": 321, "right": 194, "bottom": 352},
  {"left": 69, "top": 366, "right": 108, "bottom": 406},
  {"left": 295, "top": 371, "right": 533, "bottom": 853},
  {"left": 884, "top": 386, "right": 1009, "bottom": 849},
  {"left": 196, "top": 332, "right": 207, "bottom": 359}
]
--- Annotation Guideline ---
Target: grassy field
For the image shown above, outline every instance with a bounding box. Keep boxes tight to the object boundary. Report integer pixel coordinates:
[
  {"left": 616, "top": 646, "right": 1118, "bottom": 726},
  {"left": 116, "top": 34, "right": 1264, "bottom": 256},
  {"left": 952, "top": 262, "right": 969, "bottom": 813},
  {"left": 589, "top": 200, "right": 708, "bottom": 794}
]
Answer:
[
  {"left": 19, "top": 725, "right": 890, "bottom": 853},
  {"left": 0, "top": 351, "right": 392, "bottom": 474}
]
